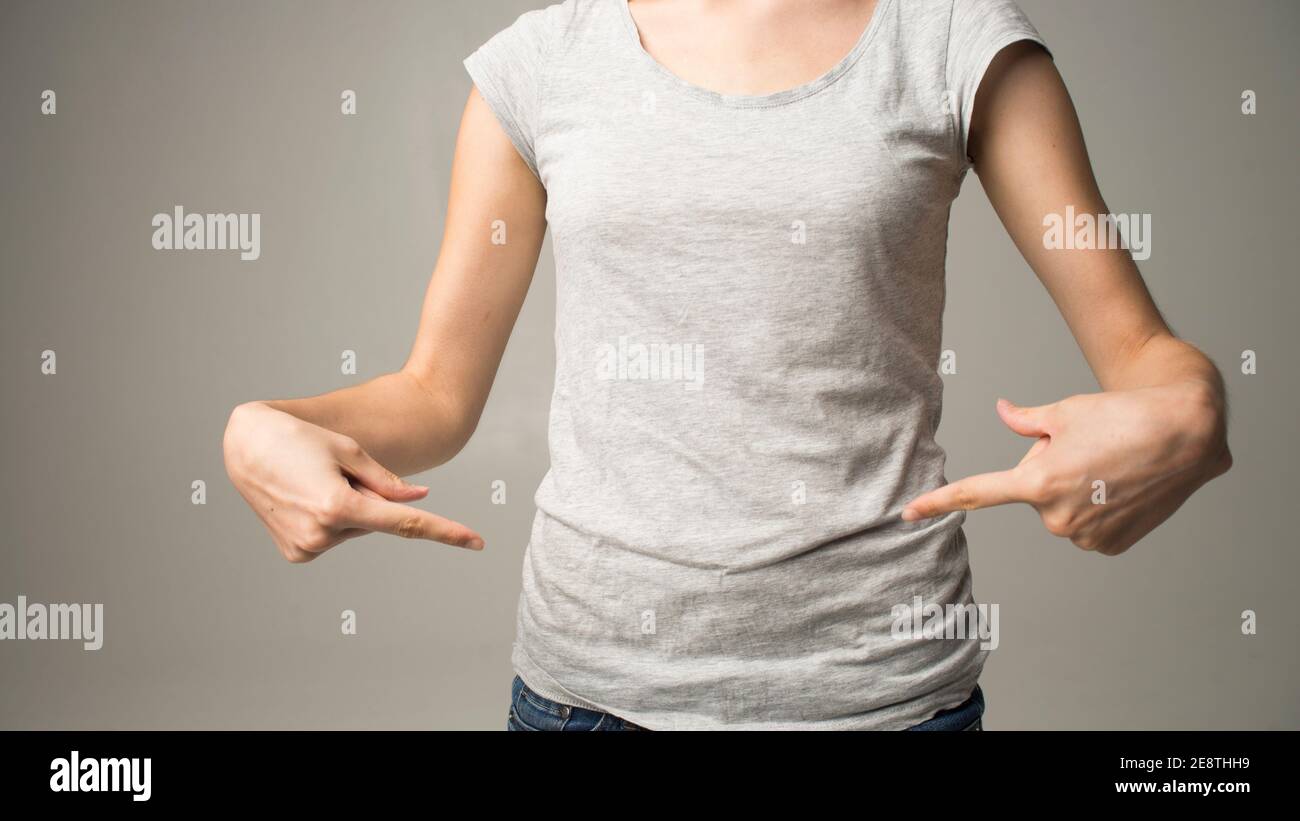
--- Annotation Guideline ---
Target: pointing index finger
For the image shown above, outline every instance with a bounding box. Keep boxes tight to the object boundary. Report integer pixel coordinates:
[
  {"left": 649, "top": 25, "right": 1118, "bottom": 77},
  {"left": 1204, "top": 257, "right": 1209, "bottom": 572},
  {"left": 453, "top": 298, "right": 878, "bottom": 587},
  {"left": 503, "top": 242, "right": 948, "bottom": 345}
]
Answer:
[
  {"left": 902, "top": 469, "right": 1028, "bottom": 521},
  {"left": 342, "top": 494, "right": 484, "bottom": 550}
]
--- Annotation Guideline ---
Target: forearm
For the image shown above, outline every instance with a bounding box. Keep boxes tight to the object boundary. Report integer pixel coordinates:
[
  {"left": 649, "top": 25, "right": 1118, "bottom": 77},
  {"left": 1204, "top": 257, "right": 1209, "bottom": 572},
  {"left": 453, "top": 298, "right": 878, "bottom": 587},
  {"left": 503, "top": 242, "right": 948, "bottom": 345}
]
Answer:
[
  {"left": 249, "top": 368, "right": 473, "bottom": 476},
  {"left": 968, "top": 44, "right": 1226, "bottom": 412}
]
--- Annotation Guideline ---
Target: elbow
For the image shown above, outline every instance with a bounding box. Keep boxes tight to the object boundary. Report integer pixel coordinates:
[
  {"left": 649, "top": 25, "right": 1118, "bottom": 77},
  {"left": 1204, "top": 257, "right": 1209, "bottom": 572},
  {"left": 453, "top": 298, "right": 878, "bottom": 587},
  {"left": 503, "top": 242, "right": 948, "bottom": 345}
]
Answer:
[
  {"left": 399, "top": 366, "right": 482, "bottom": 464},
  {"left": 440, "top": 406, "right": 482, "bottom": 462}
]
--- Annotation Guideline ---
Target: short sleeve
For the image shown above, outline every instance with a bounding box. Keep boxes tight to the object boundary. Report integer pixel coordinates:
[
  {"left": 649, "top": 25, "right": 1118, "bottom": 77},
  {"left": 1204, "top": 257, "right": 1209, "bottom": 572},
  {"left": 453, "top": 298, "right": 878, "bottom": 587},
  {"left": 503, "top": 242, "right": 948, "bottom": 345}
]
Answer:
[
  {"left": 946, "top": 0, "right": 1051, "bottom": 165},
  {"left": 463, "top": 2, "right": 573, "bottom": 180}
]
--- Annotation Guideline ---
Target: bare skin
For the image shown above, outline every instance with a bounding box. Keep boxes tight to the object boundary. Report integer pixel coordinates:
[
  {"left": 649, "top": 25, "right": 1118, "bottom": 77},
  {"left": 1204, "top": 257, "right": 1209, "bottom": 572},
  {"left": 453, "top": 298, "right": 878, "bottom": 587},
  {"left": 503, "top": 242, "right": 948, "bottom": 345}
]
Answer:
[
  {"left": 223, "top": 0, "right": 1229, "bottom": 564},
  {"left": 900, "top": 39, "right": 1231, "bottom": 555},
  {"left": 626, "top": 0, "right": 880, "bottom": 95},
  {"left": 222, "top": 82, "right": 544, "bottom": 563}
]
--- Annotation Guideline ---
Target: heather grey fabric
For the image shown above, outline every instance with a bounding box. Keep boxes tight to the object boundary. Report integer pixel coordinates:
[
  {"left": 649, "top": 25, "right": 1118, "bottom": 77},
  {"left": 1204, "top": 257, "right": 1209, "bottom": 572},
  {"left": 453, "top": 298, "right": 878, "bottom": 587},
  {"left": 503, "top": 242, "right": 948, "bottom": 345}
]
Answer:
[{"left": 464, "top": 0, "right": 1048, "bottom": 729}]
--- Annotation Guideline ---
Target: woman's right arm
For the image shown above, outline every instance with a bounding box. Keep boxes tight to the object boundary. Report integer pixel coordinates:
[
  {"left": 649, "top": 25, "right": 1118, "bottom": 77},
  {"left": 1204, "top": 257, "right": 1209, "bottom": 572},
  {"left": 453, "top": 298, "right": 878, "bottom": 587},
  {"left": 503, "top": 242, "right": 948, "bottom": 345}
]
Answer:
[{"left": 222, "top": 88, "right": 548, "bottom": 563}]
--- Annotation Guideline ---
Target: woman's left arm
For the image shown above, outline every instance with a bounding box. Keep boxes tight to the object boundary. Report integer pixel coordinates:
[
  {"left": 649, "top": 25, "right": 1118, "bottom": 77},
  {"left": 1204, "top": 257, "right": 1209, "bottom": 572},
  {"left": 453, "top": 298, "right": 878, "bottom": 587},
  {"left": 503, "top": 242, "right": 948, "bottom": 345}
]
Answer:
[{"left": 902, "top": 42, "right": 1233, "bottom": 555}]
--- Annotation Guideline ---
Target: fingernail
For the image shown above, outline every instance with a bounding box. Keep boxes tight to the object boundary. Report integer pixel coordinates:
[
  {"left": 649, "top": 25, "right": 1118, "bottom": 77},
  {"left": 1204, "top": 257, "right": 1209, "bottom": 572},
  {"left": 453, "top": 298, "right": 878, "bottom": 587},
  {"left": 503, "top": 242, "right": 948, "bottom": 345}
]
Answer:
[
  {"left": 901, "top": 508, "right": 920, "bottom": 522},
  {"left": 466, "top": 537, "right": 485, "bottom": 550}
]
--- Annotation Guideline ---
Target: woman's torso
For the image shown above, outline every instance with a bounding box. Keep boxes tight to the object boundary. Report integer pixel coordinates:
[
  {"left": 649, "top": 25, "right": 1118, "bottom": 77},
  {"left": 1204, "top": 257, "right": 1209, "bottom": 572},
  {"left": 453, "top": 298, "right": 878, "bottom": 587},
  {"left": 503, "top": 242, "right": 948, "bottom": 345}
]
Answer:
[{"left": 463, "top": 0, "right": 1044, "bottom": 729}]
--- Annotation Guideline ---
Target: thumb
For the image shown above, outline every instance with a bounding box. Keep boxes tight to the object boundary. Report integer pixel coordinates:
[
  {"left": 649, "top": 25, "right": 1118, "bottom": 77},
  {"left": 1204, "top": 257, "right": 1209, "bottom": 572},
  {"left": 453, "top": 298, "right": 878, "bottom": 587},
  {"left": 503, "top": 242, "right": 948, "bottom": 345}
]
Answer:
[
  {"left": 996, "top": 397, "right": 1054, "bottom": 439},
  {"left": 335, "top": 440, "right": 428, "bottom": 502}
]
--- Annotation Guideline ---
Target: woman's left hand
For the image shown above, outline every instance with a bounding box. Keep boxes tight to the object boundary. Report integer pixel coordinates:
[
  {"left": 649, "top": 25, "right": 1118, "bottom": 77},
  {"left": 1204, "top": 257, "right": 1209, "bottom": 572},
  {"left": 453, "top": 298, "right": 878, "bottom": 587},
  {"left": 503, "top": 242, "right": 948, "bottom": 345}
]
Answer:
[{"left": 901, "top": 380, "right": 1233, "bottom": 556}]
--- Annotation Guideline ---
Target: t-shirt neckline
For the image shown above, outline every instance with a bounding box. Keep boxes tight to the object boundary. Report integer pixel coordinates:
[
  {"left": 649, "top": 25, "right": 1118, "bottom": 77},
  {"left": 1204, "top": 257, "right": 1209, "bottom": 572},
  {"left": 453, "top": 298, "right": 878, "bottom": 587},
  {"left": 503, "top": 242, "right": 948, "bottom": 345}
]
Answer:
[{"left": 616, "top": 0, "right": 893, "bottom": 109}]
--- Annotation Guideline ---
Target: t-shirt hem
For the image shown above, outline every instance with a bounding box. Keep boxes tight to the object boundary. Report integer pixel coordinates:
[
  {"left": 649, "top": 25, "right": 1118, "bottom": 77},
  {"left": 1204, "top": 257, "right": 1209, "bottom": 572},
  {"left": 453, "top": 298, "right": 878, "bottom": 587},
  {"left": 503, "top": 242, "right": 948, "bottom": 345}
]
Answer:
[
  {"left": 513, "top": 645, "right": 609, "bottom": 714},
  {"left": 513, "top": 641, "right": 984, "bottom": 731}
]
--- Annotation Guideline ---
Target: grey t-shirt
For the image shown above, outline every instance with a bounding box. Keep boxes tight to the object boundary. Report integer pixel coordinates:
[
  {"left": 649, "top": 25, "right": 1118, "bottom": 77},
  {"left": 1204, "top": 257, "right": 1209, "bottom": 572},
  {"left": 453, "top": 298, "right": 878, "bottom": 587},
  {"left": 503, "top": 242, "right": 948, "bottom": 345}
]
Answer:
[{"left": 464, "top": 0, "right": 1047, "bottom": 729}]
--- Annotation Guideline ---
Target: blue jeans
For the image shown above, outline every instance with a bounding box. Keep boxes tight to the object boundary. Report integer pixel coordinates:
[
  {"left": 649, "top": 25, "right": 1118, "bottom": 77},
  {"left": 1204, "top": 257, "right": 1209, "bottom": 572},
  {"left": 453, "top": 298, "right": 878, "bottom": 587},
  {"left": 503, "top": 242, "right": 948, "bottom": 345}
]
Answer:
[{"left": 506, "top": 675, "right": 984, "bottom": 731}]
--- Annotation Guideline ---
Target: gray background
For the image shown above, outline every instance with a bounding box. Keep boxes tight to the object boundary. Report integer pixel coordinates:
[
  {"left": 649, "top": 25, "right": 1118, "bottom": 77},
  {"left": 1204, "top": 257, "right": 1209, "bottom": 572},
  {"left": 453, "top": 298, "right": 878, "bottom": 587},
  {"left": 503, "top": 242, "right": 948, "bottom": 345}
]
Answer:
[{"left": 0, "top": 0, "right": 1295, "bottom": 729}]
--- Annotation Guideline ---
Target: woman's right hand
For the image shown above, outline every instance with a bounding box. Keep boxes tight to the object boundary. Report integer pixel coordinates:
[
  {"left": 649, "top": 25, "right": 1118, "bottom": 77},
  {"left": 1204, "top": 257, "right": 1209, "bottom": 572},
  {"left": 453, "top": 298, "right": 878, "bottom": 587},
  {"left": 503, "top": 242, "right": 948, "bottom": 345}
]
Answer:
[{"left": 222, "top": 401, "right": 484, "bottom": 563}]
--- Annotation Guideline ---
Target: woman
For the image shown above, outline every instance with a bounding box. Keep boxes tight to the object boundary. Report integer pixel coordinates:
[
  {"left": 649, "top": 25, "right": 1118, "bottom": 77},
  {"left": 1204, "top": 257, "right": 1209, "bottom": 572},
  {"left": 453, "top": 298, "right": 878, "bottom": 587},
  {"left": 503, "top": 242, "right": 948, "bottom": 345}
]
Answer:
[{"left": 223, "top": 0, "right": 1232, "bottom": 730}]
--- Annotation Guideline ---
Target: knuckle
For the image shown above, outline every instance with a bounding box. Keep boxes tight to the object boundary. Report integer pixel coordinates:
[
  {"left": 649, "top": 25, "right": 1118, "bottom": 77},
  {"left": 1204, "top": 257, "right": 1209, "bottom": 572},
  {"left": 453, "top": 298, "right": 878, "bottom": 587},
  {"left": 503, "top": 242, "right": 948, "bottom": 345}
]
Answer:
[
  {"left": 949, "top": 486, "right": 975, "bottom": 512},
  {"left": 282, "top": 547, "right": 313, "bottom": 564},
  {"left": 1181, "top": 379, "right": 1220, "bottom": 416},
  {"left": 297, "top": 525, "right": 333, "bottom": 553},
  {"left": 1174, "top": 390, "right": 1226, "bottom": 461},
  {"left": 1080, "top": 534, "right": 1122, "bottom": 555},
  {"left": 315, "top": 488, "right": 352, "bottom": 527},
  {"left": 1042, "top": 509, "right": 1075, "bottom": 538},
  {"left": 395, "top": 516, "right": 425, "bottom": 540},
  {"left": 1185, "top": 424, "right": 1220, "bottom": 464},
  {"left": 1019, "top": 465, "right": 1052, "bottom": 503},
  {"left": 1218, "top": 447, "right": 1234, "bottom": 475}
]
